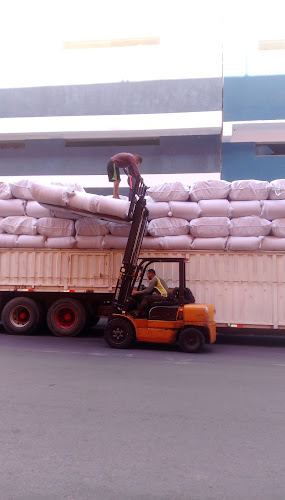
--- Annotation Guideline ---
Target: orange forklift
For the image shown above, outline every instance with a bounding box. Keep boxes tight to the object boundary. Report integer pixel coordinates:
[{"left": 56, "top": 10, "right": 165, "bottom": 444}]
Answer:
[{"left": 104, "top": 181, "right": 216, "bottom": 353}]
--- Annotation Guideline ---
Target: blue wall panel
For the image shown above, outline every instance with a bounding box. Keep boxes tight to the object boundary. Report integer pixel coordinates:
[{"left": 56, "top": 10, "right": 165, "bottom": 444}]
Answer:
[
  {"left": 222, "top": 143, "right": 285, "bottom": 182},
  {"left": 224, "top": 75, "right": 285, "bottom": 122}
]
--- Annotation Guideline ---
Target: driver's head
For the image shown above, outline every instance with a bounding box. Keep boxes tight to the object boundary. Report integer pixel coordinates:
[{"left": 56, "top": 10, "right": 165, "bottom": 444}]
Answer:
[{"left": 147, "top": 269, "right": 156, "bottom": 281}]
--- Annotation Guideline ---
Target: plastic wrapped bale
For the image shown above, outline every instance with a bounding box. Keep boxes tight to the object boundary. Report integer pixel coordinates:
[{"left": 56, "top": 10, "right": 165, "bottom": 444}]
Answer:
[
  {"left": 9, "top": 179, "right": 34, "bottom": 200},
  {"left": 103, "top": 235, "right": 128, "bottom": 249},
  {"left": 0, "top": 218, "right": 5, "bottom": 233},
  {"left": 0, "top": 216, "right": 38, "bottom": 235},
  {"left": 17, "top": 235, "right": 46, "bottom": 248},
  {"left": 229, "top": 180, "right": 270, "bottom": 201},
  {"left": 146, "top": 202, "right": 170, "bottom": 221},
  {"left": 147, "top": 182, "right": 190, "bottom": 202},
  {"left": 26, "top": 201, "right": 52, "bottom": 218},
  {"left": 68, "top": 192, "right": 95, "bottom": 212},
  {"left": 0, "top": 234, "right": 18, "bottom": 247},
  {"left": 76, "top": 236, "right": 104, "bottom": 249},
  {"left": 271, "top": 219, "right": 285, "bottom": 238},
  {"left": 0, "top": 199, "right": 26, "bottom": 217},
  {"left": 147, "top": 217, "right": 190, "bottom": 237},
  {"left": 191, "top": 237, "right": 227, "bottom": 250},
  {"left": 230, "top": 201, "right": 261, "bottom": 218},
  {"left": 141, "top": 237, "right": 163, "bottom": 250},
  {"left": 29, "top": 182, "right": 73, "bottom": 206},
  {"left": 229, "top": 216, "right": 271, "bottom": 237},
  {"left": 51, "top": 181, "right": 85, "bottom": 192},
  {"left": 226, "top": 236, "right": 262, "bottom": 251},
  {"left": 45, "top": 237, "right": 76, "bottom": 249},
  {"left": 198, "top": 199, "right": 231, "bottom": 218},
  {"left": 108, "top": 222, "right": 132, "bottom": 237},
  {"left": 0, "top": 182, "right": 12, "bottom": 200},
  {"left": 36, "top": 218, "right": 75, "bottom": 237},
  {"left": 168, "top": 201, "right": 200, "bottom": 220},
  {"left": 75, "top": 217, "right": 109, "bottom": 236},
  {"left": 190, "top": 217, "right": 230, "bottom": 238},
  {"left": 260, "top": 237, "right": 285, "bottom": 251},
  {"left": 189, "top": 179, "right": 230, "bottom": 202},
  {"left": 90, "top": 195, "right": 130, "bottom": 219},
  {"left": 269, "top": 179, "right": 285, "bottom": 200},
  {"left": 260, "top": 200, "right": 285, "bottom": 220},
  {"left": 160, "top": 235, "right": 193, "bottom": 250}
]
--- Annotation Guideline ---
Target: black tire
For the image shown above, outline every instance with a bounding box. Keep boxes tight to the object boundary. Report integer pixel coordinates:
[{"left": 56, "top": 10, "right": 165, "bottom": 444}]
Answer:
[
  {"left": 1, "top": 297, "right": 40, "bottom": 335},
  {"left": 47, "top": 299, "right": 86, "bottom": 337},
  {"left": 178, "top": 328, "right": 205, "bottom": 353},
  {"left": 104, "top": 318, "right": 135, "bottom": 349}
]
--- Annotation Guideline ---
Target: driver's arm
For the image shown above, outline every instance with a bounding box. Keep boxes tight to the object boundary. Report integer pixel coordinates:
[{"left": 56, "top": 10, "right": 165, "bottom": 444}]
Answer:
[{"left": 135, "top": 277, "right": 157, "bottom": 296}]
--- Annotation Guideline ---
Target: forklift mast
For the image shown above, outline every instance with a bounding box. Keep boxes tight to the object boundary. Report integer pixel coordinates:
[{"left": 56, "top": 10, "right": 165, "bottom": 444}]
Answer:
[{"left": 111, "top": 177, "right": 148, "bottom": 316}]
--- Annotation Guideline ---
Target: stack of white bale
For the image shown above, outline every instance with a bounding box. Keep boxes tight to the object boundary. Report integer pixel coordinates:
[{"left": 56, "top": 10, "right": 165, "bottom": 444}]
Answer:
[{"left": 1, "top": 178, "right": 285, "bottom": 251}]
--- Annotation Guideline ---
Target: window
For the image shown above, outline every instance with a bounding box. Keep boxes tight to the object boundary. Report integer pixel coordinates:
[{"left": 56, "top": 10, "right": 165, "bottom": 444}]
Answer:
[
  {"left": 64, "top": 138, "right": 160, "bottom": 148},
  {"left": 255, "top": 144, "right": 285, "bottom": 156}
]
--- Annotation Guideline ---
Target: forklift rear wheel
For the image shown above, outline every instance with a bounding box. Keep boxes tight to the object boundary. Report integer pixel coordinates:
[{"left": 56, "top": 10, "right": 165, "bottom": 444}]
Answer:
[
  {"left": 104, "top": 318, "right": 135, "bottom": 349},
  {"left": 178, "top": 328, "right": 205, "bottom": 353}
]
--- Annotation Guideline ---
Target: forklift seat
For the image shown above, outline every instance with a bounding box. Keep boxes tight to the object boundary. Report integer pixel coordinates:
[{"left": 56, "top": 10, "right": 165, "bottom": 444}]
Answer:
[{"left": 148, "top": 305, "right": 180, "bottom": 321}]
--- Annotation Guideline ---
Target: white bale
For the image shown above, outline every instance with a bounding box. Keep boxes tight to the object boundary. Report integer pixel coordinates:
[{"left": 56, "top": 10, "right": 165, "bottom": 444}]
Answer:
[
  {"left": 26, "top": 201, "right": 52, "bottom": 218},
  {"left": 9, "top": 179, "right": 34, "bottom": 200},
  {"left": 0, "top": 216, "right": 38, "bottom": 235},
  {"left": 103, "top": 235, "right": 128, "bottom": 249},
  {"left": 260, "top": 237, "right": 285, "bottom": 251},
  {"left": 191, "top": 237, "right": 227, "bottom": 250},
  {"left": 148, "top": 217, "right": 189, "bottom": 237},
  {"left": 75, "top": 217, "right": 109, "bottom": 236},
  {"left": 0, "top": 218, "right": 4, "bottom": 233},
  {"left": 90, "top": 195, "right": 130, "bottom": 219},
  {"left": 36, "top": 218, "right": 75, "bottom": 237},
  {"left": 141, "top": 237, "right": 163, "bottom": 249},
  {"left": 75, "top": 235, "right": 104, "bottom": 249},
  {"left": 0, "top": 234, "right": 18, "bottom": 247},
  {"left": 0, "top": 182, "right": 12, "bottom": 200},
  {"left": 0, "top": 199, "right": 26, "bottom": 217},
  {"left": 229, "top": 216, "right": 271, "bottom": 237},
  {"left": 108, "top": 222, "right": 131, "bottom": 237},
  {"left": 51, "top": 181, "right": 85, "bottom": 192},
  {"left": 271, "top": 219, "right": 285, "bottom": 238},
  {"left": 269, "top": 179, "right": 285, "bottom": 200},
  {"left": 189, "top": 180, "right": 230, "bottom": 202},
  {"left": 229, "top": 180, "right": 270, "bottom": 201},
  {"left": 230, "top": 200, "right": 261, "bottom": 218},
  {"left": 168, "top": 201, "right": 200, "bottom": 220},
  {"left": 68, "top": 192, "right": 94, "bottom": 212},
  {"left": 29, "top": 182, "right": 72, "bottom": 206},
  {"left": 198, "top": 199, "right": 231, "bottom": 217},
  {"left": 147, "top": 182, "right": 190, "bottom": 202},
  {"left": 190, "top": 217, "right": 230, "bottom": 238},
  {"left": 160, "top": 235, "right": 193, "bottom": 250},
  {"left": 17, "top": 235, "right": 46, "bottom": 248},
  {"left": 226, "top": 236, "right": 262, "bottom": 251},
  {"left": 45, "top": 237, "right": 76, "bottom": 249},
  {"left": 146, "top": 202, "right": 170, "bottom": 220},
  {"left": 260, "top": 200, "right": 285, "bottom": 220}
]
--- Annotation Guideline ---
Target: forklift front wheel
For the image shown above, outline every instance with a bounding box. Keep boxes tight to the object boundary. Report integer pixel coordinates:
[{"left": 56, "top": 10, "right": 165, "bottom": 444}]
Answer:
[
  {"left": 104, "top": 318, "right": 135, "bottom": 349},
  {"left": 178, "top": 328, "right": 205, "bottom": 353}
]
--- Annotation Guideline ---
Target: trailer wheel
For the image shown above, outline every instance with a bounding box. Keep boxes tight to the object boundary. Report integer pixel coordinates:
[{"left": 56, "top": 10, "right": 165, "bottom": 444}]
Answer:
[
  {"left": 104, "top": 318, "right": 135, "bottom": 349},
  {"left": 178, "top": 328, "right": 205, "bottom": 353},
  {"left": 47, "top": 299, "right": 86, "bottom": 337},
  {"left": 1, "top": 297, "right": 40, "bottom": 335}
]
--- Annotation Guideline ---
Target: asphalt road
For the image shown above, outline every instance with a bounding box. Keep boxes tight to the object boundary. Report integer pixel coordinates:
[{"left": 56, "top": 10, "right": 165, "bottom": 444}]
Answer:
[{"left": 0, "top": 325, "right": 285, "bottom": 500}]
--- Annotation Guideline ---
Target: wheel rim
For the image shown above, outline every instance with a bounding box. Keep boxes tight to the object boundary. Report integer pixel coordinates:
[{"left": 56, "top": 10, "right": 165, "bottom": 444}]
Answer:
[
  {"left": 110, "top": 326, "right": 128, "bottom": 345},
  {"left": 185, "top": 332, "right": 200, "bottom": 349},
  {"left": 55, "top": 307, "right": 76, "bottom": 330},
  {"left": 10, "top": 306, "right": 31, "bottom": 328}
]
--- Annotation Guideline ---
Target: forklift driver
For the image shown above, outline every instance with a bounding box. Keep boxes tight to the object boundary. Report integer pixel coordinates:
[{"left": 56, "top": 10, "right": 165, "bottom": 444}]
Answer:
[{"left": 132, "top": 269, "right": 170, "bottom": 317}]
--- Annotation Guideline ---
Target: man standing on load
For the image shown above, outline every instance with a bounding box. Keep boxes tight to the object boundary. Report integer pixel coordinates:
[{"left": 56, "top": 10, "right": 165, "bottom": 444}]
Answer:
[
  {"left": 107, "top": 152, "right": 142, "bottom": 199},
  {"left": 132, "top": 269, "right": 170, "bottom": 317}
]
